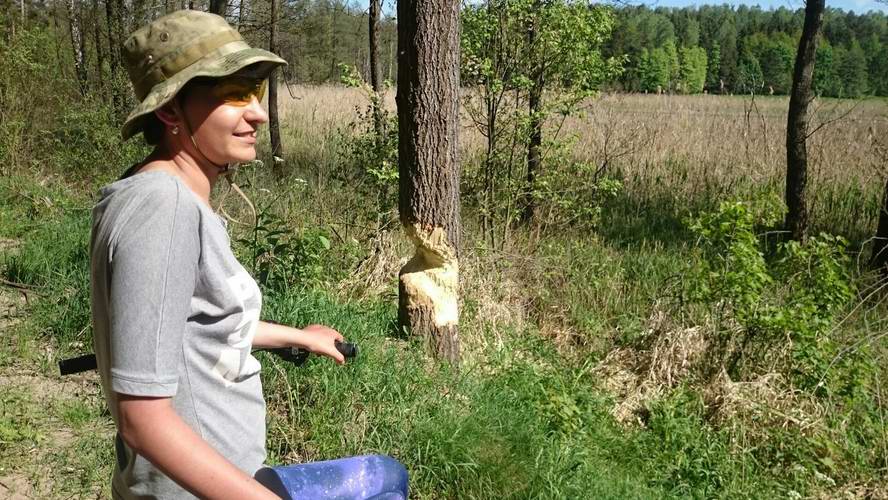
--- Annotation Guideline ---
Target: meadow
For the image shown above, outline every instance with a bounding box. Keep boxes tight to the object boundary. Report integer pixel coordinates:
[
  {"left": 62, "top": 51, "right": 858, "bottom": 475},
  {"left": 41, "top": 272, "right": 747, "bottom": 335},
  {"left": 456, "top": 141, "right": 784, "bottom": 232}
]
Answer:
[{"left": 1, "top": 86, "right": 887, "bottom": 498}]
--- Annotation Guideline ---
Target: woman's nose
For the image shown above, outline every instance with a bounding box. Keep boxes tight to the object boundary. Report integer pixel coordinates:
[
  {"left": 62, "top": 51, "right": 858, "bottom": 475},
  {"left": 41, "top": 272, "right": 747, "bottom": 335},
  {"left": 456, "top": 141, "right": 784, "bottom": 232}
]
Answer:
[{"left": 245, "top": 96, "right": 270, "bottom": 124}]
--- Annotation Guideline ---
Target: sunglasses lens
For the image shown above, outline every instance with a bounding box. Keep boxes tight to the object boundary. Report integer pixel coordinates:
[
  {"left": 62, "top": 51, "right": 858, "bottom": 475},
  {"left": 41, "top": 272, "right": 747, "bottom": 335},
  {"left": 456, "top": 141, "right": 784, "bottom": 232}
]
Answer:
[{"left": 213, "top": 77, "right": 267, "bottom": 105}]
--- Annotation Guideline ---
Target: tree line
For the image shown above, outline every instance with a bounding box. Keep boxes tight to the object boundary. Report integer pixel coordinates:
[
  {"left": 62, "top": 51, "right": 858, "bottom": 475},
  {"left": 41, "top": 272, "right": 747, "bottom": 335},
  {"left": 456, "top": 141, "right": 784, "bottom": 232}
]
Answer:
[
  {"left": 0, "top": 0, "right": 396, "bottom": 117},
  {"left": 5, "top": 1, "right": 887, "bottom": 99},
  {"left": 605, "top": 4, "right": 888, "bottom": 97}
]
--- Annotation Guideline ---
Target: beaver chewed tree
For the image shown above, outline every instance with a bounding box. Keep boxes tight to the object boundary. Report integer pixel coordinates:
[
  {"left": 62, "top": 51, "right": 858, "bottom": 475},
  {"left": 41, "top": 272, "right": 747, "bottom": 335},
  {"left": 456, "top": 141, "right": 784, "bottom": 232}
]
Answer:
[{"left": 396, "top": 0, "right": 462, "bottom": 364}]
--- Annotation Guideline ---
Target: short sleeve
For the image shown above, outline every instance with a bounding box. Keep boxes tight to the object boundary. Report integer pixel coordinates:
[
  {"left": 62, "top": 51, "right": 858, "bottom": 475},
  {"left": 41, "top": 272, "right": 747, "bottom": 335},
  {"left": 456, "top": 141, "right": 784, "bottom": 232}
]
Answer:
[{"left": 107, "top": 182, "right": 200, "bottom": 397}]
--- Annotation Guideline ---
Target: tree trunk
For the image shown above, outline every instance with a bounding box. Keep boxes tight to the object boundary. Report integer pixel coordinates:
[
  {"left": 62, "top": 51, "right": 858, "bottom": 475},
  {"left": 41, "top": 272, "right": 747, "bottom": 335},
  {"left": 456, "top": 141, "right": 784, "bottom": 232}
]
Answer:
[
  {"left": 521, "top": 12, "right": 542, "bottom": 225},
  {"left": 92, "top": 0, "right": 106, "bottom": 99},
  {"left": 368, "top": 0, "right": 384, "bottom": 140},
  {"left": 784, "top": 0, "right": 824, "bottom": 242},
  {"left": 523, "top": 80, "right": 543, "bottom": 224},
  {"left": 396, "top": 0, "right": 461, "bottom": 364},
  {"left": 871, "top": 176, "right": 888, "bottom": 274},
  {"left": 67, "top": 0, "right": 88, "bottom": 96},
  {"left": 209, "top": 0, "right": 226, "bottom": 16},
  {"left": 106, "top": 0, "right": 125, "bottom": 114},
  {"left": 268, "top": 0, "right": 284, "bottom": 170}
]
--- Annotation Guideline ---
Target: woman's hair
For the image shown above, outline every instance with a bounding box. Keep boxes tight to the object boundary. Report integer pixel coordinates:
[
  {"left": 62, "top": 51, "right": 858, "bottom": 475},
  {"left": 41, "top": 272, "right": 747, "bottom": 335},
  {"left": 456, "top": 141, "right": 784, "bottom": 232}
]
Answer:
[
  {"left": 142, "top": 114, "right": 165, "bottom": 146},
  {"left": 141, "top": 79, "right": 205, "bottom": 146}
]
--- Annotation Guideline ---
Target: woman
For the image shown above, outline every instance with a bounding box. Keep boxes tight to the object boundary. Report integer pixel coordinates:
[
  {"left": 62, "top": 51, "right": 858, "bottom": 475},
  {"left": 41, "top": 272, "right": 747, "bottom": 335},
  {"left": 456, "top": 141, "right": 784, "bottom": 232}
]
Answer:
[{"left": 90, "top": 10, "right": 407, "bottom": 499}]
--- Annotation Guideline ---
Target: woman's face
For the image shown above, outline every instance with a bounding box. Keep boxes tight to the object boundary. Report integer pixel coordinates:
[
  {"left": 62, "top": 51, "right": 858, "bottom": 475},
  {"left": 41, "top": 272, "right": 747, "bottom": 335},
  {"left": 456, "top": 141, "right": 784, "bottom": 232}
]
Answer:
[{"left": 177, "top": 76, "right": 269, "bottom": 165}]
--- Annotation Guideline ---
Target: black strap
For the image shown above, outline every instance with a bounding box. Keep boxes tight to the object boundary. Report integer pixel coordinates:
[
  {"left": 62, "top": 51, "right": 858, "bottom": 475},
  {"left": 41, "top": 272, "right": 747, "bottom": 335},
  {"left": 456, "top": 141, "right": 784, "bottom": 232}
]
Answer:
[
  {"left": 58, "top": 353, "right": 98, "bottom": 375},
  {"left": 58, "top": 342, "right": 356, "bottom": 376}
]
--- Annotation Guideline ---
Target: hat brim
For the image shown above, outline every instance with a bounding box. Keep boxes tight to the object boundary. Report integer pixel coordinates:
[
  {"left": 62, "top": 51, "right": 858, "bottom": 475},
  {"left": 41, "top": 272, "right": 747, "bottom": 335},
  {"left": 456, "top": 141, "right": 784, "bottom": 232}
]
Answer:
[{"left": 121, "top": 47, "right": 287, "bottom": 141}]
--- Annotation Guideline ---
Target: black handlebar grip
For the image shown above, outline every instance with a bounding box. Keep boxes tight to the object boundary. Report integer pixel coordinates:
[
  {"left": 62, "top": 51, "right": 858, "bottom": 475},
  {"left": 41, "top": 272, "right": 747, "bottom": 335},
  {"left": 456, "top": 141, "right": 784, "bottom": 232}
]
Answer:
[{"left": 335, "top": 340, "right": 358, "bottom": 359}]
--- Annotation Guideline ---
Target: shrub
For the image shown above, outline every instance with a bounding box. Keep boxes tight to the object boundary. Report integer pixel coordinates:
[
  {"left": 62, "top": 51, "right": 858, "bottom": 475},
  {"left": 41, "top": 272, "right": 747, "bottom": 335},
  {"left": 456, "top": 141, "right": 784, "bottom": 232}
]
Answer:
[{"left": 686, "top": 200, "right": 867, "bottom": 397}]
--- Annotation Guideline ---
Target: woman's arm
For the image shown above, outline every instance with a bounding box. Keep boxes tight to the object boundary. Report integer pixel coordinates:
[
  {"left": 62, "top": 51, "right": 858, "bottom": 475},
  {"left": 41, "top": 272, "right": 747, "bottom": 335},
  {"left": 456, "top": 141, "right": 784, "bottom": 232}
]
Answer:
[
  {"left": 253, "top": 321, "right": 345, "bottom": 364},
  {"left": 116, "top": 395, "right": 278, "bottom": 500}
]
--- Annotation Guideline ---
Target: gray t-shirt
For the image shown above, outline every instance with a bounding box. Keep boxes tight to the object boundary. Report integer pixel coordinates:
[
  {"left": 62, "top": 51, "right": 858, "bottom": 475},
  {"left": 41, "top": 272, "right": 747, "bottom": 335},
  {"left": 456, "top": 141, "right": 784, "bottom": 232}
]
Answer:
[{"left": 90, "top": 171, "right": 265, "bottom": 499}]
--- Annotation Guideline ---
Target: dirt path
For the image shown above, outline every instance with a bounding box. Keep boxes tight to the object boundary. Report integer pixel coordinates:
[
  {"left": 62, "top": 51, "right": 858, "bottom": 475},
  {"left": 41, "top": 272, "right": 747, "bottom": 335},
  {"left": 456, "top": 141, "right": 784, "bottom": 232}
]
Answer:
[{"left": 0, "top": 282, "right": 114, "bottom": 499}]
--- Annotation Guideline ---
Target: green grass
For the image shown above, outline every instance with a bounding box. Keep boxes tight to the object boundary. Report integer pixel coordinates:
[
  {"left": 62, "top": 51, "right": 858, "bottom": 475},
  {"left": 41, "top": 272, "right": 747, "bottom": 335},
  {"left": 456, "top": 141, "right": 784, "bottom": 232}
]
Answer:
[
  {"left": 0, "top": 84, "right": 886, "bottom": 498},
  {"left": 2, "top": 161, "right": 885, "bottom": 498}
]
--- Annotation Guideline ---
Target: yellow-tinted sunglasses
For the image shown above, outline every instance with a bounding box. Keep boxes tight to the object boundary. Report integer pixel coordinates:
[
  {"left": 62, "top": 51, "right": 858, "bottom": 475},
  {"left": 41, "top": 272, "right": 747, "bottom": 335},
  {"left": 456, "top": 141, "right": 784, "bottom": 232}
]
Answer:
[{"left": 209, "top": 76, "right": 268, "bottom": 106}]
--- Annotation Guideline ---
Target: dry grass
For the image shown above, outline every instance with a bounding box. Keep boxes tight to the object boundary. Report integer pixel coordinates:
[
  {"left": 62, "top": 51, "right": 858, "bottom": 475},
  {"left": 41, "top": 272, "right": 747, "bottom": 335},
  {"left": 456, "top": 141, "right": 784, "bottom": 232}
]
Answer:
[
  {"left": 593, "top": 306, "right": 829, "bottom": 439},
  {"left": 276, "top": 87, "right": 887, "bottom": 228},
  {"left": 574, "top": 94, "right": 887, "bottom": 183}
]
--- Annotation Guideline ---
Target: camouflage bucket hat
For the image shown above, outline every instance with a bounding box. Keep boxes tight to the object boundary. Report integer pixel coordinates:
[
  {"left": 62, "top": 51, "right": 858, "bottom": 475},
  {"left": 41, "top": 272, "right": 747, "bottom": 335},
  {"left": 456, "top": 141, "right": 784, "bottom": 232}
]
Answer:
[{"left": 121, "top": 10, "right": 287, "bottom": 141}]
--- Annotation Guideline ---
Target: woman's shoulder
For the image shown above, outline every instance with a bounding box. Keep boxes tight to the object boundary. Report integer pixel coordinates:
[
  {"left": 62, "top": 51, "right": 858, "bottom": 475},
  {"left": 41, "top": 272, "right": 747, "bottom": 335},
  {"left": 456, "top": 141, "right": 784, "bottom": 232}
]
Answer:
[
  {"left": 93, "top": 171, "right": 204, "bottom": 240},
  {"left": 100, "top": 170, "right": 182, "bottom": 200}
]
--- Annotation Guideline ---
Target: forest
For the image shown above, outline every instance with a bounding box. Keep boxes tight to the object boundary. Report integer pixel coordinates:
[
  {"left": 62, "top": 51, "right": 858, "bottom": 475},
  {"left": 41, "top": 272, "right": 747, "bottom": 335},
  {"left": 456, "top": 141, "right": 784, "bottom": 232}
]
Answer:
[{"left": 0, "top": 0, "right": 887, "bottom": 498}]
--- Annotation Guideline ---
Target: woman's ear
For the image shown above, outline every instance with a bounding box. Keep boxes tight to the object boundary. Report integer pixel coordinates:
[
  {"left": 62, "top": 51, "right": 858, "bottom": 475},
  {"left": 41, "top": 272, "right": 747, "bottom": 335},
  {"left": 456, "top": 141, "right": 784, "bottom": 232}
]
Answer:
[{"left": 154, "top": 102, "right": 181, "bottom": 128}]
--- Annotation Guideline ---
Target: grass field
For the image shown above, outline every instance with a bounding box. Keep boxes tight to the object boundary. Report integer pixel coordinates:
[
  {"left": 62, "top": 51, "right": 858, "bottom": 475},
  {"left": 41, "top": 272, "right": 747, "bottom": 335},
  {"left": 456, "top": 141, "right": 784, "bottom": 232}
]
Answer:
[{"left": 1, "top": 89, "right": 887, "bottom": 498}]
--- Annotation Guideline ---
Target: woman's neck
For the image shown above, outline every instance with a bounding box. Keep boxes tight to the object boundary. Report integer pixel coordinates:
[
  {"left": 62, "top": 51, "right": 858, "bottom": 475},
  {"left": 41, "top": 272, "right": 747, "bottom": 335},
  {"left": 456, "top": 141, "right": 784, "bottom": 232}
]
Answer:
[{"left": 137, "top": 144, "right": 220, "bottom": 205}]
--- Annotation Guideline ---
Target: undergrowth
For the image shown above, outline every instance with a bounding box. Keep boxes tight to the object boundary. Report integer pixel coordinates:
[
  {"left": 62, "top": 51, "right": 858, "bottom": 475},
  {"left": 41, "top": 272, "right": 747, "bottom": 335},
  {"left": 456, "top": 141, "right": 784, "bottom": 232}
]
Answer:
[{"left": 0, "top": 47, "right": 884, "bottom": 496}]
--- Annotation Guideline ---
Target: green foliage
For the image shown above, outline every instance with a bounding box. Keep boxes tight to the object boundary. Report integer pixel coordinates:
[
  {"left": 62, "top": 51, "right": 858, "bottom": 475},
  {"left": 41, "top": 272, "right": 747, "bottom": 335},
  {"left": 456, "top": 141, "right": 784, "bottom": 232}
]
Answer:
[
  {"left": 0, "top": 178, "right": 92, "bottom": 352},
  {"left": 678, "top": 46, "right": 708, "bottom": 94},
  {"left": 814, "top": 42, "right": 842, "bottom": 97},
  {"left": 461, "top": 0, "right": 621, "bottom": 242},
  {"left": 0, "top": 27, "right": 78, "bottom": 171},
  {"left": 462, "top": 0, "right": 619, "bottom": 95},
  {"left": 706, "top": 43, "right": 722, "bottom": 91},
  {"left": 687, "top": 200, "right": 867, "bottom": 397},
  {"left": 260, "top": 291, "right": 717, "bottom": 498},
  {"left": 49, "top": 103, "right": 149, "bottom": 185},
  {"left": 757, "top": 34, "right": 794, "bottom": 94},
  {"left": 635, "top": 40, "right": 706, "bottom": 94},
  {"left": 336, "top": 64, "right": 398, "bottom": 220},
  {"left": 638, "top": 47, "right": 671, "bottom": 93},
  {"left": 736, "top": 48, "right": 763, "bottom": 93},
  {"left": 837, "top": 40, "right": 869, "bottom": 98},
  {"left": 605, "top": 5, "right": 888, "bottom": 97},
  {"left": 639, "top": 389, "right": 734, "bottom": 497},
  {"left": 237, "top": 209, "right": 337, "bottom": 293},
  {"left": 532, "top": 156, "right": 623, "bottom": 231}
]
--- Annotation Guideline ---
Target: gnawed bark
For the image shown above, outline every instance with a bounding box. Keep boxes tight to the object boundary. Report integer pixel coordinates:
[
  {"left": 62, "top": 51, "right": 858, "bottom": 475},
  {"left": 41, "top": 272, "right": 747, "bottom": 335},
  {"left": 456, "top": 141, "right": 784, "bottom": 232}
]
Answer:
[{"left": 398, "top": 225, "right": 460, "bottom": 360}]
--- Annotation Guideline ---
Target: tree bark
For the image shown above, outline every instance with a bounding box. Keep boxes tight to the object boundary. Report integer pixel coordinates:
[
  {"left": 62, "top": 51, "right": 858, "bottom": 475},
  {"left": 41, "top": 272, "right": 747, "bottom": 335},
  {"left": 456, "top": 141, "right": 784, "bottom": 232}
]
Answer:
[
  {"left": 67, "top": 0, "right": 88, "bottom": 96},
  {"left": 105, "top": 0, "right": 125, "bottom": 114},
  {"left": 523, "top": 79, "right": 543, "bottom": 225},
  {"left": 396, "top": 0, "right": 461, "bottom": 364},
  {"left": 92, "top": 0, "right": 106, "bottom": 99},
  {"left": 521, "top": 11, "right": 542, "bottom": 225},
  {"left": 784, "top": 0, "right": 825, "bottom": 242},
  {"left": 268, "top": 0, "right": 284, "bottom": 170},
  {"left": 871, "top": 176, "right": 888, "bottom": 274},
  {"left": 369, "top": 0, "right": 384, "bottom": 140},
  {"left": 209, "top": 0, "right": 226, "bottom": 16}
]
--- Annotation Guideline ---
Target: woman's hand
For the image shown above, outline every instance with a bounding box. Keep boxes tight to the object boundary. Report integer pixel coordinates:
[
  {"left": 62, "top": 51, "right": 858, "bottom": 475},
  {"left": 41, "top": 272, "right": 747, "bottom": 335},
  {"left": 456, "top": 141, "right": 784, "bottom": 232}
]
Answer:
[
  {"left": 253, "top": 321, "right": 346, "bottom": 364},
  {"left": 299, "top": 324, "right": 346, "bottom": 364}
]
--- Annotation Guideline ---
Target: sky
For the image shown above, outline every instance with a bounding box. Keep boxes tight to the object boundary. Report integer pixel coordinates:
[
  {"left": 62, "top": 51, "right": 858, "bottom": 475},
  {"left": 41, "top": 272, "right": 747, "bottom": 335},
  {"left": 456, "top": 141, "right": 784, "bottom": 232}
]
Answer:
[{"left": 647, "top": 0, "right": 888, "bottom": 14}]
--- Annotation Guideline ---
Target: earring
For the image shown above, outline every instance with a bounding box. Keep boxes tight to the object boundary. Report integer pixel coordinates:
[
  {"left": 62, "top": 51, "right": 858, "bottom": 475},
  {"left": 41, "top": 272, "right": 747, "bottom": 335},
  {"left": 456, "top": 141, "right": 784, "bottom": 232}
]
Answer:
[{"left": 172, "top": 125, "right": 179, "bottom": 135}]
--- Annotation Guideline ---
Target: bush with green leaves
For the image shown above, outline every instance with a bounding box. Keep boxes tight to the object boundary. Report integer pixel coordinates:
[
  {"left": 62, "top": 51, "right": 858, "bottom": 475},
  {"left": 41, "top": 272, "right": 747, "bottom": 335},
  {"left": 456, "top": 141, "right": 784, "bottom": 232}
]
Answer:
[
  {"left": 686, "top": 200, "right": 867, "bottom": 397},
  {"left": 237, "top": 209, "right": 337, "bottom": 294},
  {"left": 335, "top": 64, "right": 398, "bottom": 224}
]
